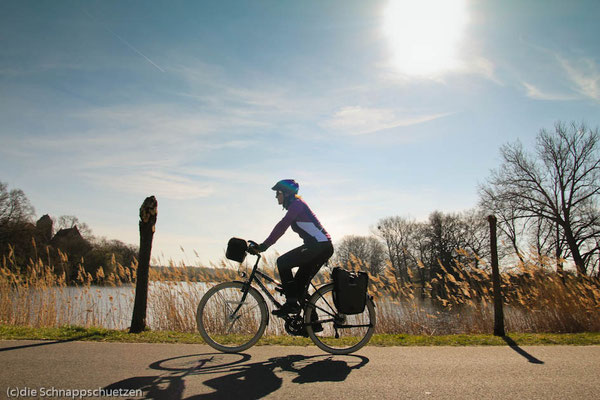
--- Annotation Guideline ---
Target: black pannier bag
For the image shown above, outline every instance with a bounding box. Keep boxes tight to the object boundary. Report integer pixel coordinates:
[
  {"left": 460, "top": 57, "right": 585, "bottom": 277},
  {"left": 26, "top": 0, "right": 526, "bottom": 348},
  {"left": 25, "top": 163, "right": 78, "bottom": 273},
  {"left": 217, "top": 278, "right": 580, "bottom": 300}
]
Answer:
[
  {"left": 332, "top": 267, "right": 369, "bottom": 315},
  {"left": 226, "top": 237, "right": 248, "bottom": 263}
]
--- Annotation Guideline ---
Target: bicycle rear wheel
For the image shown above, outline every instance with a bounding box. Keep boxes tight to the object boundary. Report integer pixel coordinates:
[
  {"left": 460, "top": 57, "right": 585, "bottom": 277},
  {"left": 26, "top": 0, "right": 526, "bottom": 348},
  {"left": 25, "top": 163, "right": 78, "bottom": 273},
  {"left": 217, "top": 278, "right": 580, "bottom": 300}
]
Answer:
[
  {"left": 196, "top": 281, "right": 268, "bottom": 353},
  {"left": 304, "top": 283, "right": 375, "bottom": 355}
]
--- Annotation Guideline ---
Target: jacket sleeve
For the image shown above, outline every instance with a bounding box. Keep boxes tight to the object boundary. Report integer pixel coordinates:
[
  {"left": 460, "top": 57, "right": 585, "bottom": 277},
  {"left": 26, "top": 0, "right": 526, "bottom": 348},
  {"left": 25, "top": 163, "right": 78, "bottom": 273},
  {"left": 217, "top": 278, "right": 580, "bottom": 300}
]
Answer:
[{"left": 260, "top": 201, "right": 302, "bottom": 249}]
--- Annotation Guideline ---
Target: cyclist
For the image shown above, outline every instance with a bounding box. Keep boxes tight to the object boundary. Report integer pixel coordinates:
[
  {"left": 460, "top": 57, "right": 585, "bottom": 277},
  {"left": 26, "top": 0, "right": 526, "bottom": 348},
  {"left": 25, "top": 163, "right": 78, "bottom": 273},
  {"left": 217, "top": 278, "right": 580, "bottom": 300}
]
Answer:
[{"left": 251, "top": 179, "right": 334, "bottom": 316}]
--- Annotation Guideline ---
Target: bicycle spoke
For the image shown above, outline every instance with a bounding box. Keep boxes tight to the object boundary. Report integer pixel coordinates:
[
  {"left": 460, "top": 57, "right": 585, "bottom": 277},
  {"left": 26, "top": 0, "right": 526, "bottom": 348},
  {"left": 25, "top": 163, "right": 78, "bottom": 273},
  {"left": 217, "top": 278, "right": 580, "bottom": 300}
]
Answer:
[
  {"left": 216, "top": 292, "right": 232, "bottom": 314},
  {"left": 315, "top": 292, "right": 336, "bottom": 315},
  {"left": 305, "top": 283, "right": 376, "bottom": 355},
  {"left": 313, "top": 303, "right": 336, "bottom": 318},
  {"left": 197, "top": 282, "right": 268, "bottom": 353},
  {"left": 241, "top": 302, "right": 260, "bottom": 313}
]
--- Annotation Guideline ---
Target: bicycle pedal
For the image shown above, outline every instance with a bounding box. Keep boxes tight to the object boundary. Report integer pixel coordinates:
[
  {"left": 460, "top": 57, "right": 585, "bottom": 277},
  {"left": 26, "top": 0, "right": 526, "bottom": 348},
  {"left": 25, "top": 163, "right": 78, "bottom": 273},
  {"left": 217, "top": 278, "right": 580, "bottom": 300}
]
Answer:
[{"left": 271, "top": 309, "right": 286, "bottom": 318}]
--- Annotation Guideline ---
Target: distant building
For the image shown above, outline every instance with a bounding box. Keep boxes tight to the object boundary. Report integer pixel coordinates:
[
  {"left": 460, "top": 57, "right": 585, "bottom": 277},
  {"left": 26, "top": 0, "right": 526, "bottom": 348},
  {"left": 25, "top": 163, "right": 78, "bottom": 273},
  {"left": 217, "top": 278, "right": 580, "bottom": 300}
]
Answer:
[
  {"left": 50, "top": 226, "right": 92, "bottom": 256},
  {"left": 36, "top": 214, "right": 53, "bottom": 243}
]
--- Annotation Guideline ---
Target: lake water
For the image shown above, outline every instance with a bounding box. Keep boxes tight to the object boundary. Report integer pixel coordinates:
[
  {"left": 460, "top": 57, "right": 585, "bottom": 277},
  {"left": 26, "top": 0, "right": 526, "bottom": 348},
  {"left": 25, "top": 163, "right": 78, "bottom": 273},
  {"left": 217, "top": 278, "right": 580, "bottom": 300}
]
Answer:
[
  {"left": 11, "top": 281, "right": 465, "bottom": 334},
  {"left": 15, "top": 282, "right": 211, "bottom": 330}
]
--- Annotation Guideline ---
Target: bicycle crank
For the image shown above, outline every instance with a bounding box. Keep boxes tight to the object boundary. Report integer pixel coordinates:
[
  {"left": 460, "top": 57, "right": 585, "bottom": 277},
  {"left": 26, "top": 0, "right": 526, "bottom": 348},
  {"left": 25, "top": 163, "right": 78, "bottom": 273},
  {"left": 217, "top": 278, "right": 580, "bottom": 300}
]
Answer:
[{"left": 284, "top": 315, "right": 305, "bottom": 336}]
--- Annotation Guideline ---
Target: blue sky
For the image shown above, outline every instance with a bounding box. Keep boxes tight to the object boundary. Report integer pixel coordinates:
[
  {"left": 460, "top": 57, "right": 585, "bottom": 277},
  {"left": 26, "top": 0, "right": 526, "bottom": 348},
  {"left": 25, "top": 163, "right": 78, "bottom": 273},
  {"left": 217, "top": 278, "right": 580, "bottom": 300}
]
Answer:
[{"left": 1, "top": 0, "right": 599, "bottom": 266}]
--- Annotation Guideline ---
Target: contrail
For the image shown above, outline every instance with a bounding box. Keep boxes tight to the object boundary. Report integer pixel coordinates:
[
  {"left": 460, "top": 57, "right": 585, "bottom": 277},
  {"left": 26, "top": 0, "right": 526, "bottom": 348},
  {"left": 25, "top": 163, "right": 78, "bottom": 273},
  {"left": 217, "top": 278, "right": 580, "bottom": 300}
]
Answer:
[
  {"left": 103, "top": 26, "right": 165, "bottom": 72},
  {"left": 82, "top": 9, "right": 165, "bottom": 73}
]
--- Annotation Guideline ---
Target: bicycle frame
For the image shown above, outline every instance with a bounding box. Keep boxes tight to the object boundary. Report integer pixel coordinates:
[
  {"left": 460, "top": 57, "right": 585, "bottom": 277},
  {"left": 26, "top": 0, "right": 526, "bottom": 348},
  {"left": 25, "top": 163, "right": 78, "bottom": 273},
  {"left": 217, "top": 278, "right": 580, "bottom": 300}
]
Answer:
[
  {"left": 232, "top": 253, "right": 373, "bottom": 331},
  {"left": 231, "top": 254, "right": 283, "bottom": 317},
  {"left": 233, "top": 254, "right": 321, "bottom": 320}
]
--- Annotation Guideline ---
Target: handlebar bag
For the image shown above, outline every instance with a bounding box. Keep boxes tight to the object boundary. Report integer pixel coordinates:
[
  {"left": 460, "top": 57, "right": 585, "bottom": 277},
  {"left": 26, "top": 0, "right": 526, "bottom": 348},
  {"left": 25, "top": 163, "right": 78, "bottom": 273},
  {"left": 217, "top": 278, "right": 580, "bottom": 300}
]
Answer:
[
  {"left": 332, "top": 267, "right": 368, "bottom": 315},
  {"left": 226, "top": 237, "right": 248, "bottom": 263}
]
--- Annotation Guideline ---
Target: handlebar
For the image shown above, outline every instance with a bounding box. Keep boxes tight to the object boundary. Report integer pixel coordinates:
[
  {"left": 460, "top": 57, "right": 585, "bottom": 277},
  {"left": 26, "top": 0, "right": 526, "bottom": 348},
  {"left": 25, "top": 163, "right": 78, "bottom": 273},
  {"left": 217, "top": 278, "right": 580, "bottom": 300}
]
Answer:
[{"left": 247, "top": 240, "right": 260, "bottom": 256}]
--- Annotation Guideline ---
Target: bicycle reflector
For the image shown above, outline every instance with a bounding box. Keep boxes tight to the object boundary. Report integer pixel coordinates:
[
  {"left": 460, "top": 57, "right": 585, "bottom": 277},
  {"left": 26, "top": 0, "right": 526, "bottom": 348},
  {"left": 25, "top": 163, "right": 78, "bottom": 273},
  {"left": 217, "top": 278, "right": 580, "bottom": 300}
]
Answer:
[{"left": 226, "top": 237, "right": 248, "bottom": 263}]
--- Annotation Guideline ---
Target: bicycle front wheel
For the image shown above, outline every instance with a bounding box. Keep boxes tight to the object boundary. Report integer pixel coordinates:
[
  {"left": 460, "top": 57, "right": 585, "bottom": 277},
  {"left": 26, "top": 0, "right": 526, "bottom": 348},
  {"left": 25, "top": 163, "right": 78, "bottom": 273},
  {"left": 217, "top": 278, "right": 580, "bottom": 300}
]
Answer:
[
  {"left": 304, "top": 283, "right": 376, "bottom": 355},
  {"left": 196, "top": 281, "right": 268, "bottom": 353}
]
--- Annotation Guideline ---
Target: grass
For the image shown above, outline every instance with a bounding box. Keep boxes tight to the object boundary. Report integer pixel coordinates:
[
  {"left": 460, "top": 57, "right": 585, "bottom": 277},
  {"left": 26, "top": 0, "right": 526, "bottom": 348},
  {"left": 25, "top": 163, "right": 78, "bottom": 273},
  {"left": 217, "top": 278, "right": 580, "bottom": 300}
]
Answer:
[
  {"left": 368, "top": 332, "right": 600, "bottom": 346},
  {"left": 1, "top": 325, "right": 599, "bottom": 346}
]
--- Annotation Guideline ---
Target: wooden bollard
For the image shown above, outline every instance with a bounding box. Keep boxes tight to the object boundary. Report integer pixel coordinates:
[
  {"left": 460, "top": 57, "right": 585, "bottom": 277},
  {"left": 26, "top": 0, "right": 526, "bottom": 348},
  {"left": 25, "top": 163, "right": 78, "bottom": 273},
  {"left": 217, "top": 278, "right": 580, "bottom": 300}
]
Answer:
[
  {"left": 130, "top": 196, "right": 157, "bottom": 333},
  {"left": 488, "top": 215, "right": 505, "bottom": 336}
]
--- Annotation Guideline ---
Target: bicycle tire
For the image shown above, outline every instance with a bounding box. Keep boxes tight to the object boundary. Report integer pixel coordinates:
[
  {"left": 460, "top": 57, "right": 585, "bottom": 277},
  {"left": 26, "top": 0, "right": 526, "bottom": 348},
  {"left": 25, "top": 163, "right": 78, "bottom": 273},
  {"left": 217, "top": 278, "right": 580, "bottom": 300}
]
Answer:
[
  {"left": 196, "top": 281, "right": 268, "bottom": 353},
  {"left": 304, "top": 283, "right": 376, "bottom": 355}
]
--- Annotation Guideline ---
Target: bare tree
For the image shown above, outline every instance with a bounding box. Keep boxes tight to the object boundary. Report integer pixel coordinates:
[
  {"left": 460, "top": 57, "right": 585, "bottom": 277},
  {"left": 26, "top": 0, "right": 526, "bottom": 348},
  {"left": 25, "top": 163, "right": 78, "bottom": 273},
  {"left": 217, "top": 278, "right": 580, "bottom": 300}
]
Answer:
[
  {"left": 0, "top": 181, "right": 36, "bottom": 267},
  {"left": 480, "top": 184, "right": 528, "bottom": 263},
  {"left": 375, "top": 216, "right": 421, "bottom": 282},
  {"left": 573, "top": 203, "right": 600, "bottom": 273},
  {"left": 0, "top": 181, "right": 35, "bottom": 227},
  {"left": 421, "top": 211, "right": 488, "bottom": 275},
  {"left": 481, "top": 122, "right": 600, "bottom": 275},
  {"left": 334, "top": 235, "right": 386, "bottom": 275},
  {"left": 56, "top": 215, "right": 93, "bottom": 240},
  {"left": 423, "top": 211, "right": 458, "bottom": 276},
  {"left": 457, "top": 209, "right": 492, "bottom": 267}
]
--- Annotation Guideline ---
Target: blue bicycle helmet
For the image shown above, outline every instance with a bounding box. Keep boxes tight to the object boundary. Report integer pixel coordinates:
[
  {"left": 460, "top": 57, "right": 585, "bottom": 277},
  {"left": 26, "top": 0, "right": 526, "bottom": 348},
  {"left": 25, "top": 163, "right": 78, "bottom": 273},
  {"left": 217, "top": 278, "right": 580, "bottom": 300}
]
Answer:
[{"left": 271, "top": 179, "right": 299, "bottom": 195}]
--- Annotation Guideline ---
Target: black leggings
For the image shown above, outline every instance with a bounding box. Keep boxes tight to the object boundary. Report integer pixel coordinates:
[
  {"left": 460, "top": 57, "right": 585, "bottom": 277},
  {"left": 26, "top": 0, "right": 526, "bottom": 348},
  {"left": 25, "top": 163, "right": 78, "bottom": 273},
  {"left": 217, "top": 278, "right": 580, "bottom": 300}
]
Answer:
[{"left": 277, "top": 241, "right": 334, "bottom": 301}]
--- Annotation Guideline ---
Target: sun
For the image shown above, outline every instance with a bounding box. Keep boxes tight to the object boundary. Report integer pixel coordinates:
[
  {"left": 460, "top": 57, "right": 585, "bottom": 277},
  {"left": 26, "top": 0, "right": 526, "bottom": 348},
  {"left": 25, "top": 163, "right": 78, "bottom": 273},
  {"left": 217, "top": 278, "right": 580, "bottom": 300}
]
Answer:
[{"left": 382, "top": 0, "right": 467, "bottom": 78}]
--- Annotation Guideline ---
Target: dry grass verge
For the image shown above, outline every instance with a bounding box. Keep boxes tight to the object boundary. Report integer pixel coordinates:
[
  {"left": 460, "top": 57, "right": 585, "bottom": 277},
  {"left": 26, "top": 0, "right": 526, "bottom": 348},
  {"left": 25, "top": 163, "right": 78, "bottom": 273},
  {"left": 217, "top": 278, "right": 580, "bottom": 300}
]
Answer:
[{"left": 1, "top": 253, "right": 599, "bottom": 335}]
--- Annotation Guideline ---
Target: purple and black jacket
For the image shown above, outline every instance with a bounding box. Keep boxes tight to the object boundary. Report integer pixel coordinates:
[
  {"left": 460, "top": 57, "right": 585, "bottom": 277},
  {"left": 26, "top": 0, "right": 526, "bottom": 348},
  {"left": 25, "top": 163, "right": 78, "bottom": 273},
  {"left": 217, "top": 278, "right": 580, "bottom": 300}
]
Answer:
[{"left": 261, "top": 197, "right": 331, "bottom": 250}]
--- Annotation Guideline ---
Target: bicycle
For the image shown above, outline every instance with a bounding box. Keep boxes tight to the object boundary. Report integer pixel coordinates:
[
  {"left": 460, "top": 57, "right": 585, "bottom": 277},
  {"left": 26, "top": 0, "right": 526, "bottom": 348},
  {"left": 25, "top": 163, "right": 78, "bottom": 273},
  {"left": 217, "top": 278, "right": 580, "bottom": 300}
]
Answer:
[{"left": 196, "top": 241, "right": 376, "bottom": 355}]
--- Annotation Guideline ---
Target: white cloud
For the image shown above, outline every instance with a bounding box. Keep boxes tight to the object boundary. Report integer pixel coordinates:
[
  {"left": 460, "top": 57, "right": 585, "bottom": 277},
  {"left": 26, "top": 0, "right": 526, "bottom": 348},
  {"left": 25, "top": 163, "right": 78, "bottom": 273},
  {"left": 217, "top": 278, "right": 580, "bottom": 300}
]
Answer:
[
  {"left": 463, "top": 56, "right": 500, "bottom": 83},
  {"left": 75, "top": 104, "right": 270, "bottom": 138},
  {"left": 558, "top": 57, "right": 600, "bottom": 101},
  {"left": 322, "top": 106, "right": 452, "bottom": 135},
  {"left": 516, "top": 44, "right": 600, "bottom": 103},
  {"left": 378, "top": 54, "right": 499, "bottom": 85},
  {"left": 0, "top": 107, "right": 256, "bottom": 180},
  {"left": 522, "top": 82, "right": 578, "bottom": 101},
  {"left": 182, "top": 167, "right": 270, "bottom": 184},
  {"left": 83, "top": 170, "right": 214, "bottom": 200},
  {"left": 170, "top": 62, "right": 295, "bottom": 114}
]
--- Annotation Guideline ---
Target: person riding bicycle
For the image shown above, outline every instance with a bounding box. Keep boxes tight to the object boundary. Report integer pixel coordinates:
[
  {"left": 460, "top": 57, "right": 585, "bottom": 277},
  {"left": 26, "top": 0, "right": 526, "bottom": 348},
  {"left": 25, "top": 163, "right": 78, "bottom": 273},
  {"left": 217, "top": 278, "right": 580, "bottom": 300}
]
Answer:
[{"left": 250, "top": 179, "right": 334, "bottom": 317}]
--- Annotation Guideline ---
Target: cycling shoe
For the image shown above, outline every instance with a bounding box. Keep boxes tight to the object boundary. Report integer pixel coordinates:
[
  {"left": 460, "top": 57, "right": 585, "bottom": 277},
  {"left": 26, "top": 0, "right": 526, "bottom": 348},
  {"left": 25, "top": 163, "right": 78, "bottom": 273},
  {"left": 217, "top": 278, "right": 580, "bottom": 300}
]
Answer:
[{"left": 272, "top": 301, "right": 301, "bottom": 317}]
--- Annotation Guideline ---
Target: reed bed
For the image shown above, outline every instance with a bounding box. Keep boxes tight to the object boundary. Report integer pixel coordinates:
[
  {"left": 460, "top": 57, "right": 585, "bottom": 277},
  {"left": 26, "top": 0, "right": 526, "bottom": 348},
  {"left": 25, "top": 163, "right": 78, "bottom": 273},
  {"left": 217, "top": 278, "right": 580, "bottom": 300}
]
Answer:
[
  {"left": 1, "top": 250, "right": 599, "bottom": 335},
  {"left": 364, "top": 257, "right": 600, "bottom": 335}
]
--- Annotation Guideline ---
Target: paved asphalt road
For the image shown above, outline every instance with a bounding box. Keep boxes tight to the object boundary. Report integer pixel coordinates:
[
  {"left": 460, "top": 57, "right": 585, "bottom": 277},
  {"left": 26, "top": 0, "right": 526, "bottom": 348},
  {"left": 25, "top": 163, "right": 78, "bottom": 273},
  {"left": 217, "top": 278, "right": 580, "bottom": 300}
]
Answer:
[{"left": 0, "top": 340, "right": 598, "bottom": 399}]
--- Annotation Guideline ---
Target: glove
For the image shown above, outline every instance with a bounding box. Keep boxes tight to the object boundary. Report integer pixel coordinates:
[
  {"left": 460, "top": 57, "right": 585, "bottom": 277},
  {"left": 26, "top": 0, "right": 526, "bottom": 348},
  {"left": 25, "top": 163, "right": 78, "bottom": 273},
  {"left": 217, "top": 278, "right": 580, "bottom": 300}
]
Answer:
[
  {"left": 257, "top": 242, "right": 268, "bottom": 252},
  {"left": 248, "top": 241, "right": 267, "bottom": 255}
]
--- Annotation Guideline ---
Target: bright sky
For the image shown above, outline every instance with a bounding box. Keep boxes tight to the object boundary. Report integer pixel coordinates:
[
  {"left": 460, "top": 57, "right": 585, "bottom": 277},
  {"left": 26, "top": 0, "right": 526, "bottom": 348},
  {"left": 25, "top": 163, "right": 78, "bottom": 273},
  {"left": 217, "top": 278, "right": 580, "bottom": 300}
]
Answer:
[{"left": 1, "top": 1, "right": 599, "bottom": 266}]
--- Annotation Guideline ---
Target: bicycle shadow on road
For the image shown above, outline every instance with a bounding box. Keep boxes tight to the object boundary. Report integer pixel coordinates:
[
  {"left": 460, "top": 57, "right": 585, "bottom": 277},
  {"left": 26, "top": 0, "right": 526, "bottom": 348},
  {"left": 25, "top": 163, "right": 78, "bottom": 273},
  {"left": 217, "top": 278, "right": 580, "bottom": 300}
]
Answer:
[{"left": 103, "top": 352, "right": 369, "bottom": 399}]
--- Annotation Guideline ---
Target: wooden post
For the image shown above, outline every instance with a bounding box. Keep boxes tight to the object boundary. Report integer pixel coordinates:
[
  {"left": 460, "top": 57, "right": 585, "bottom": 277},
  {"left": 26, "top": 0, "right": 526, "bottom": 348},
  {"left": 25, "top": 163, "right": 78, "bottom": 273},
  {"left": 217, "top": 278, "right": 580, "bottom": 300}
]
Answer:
[
  {"left": 488, "top": 215, "right": 505, "bottom": 336},
  {"left": 556, "top": 222, "right": 565, "bottom": 283},
  {"left": 130, "top": 196, "right": 157, "bottom": 333}
]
